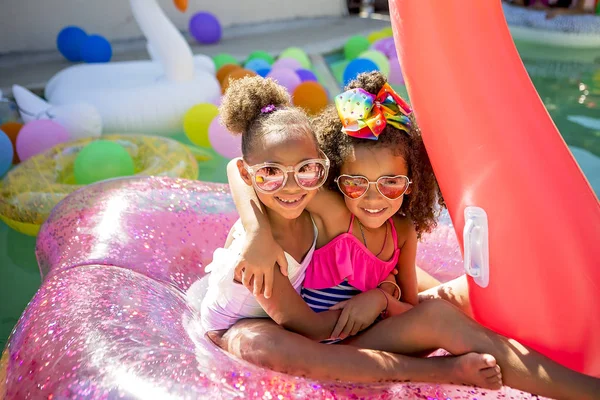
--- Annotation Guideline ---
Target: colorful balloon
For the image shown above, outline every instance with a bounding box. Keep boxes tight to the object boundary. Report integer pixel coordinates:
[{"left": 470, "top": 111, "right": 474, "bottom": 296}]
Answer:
[
  {"left": 16, "top": 120, "right": 69, "bottom": 161},
  {"left": 183, "top": 104, "right": 219, "bottom": 148},
  {"left": 208, "top": 117, "right": 242, "bottom": 159},
  {"left": 74, "top": 140, "right": 135, "bottom": 185}
]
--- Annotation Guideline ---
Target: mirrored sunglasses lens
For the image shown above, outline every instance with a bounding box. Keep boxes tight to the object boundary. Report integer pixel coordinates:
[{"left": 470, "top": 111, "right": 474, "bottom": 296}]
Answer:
[
  {"left": 378, "top": 177, "right": 409, "bottom": 199},
  {"left": 254, "top": 166, "right": 285, "bottom": 192},
  {"left": 297, "top": 162, "right": 326, "bottom": 188},
  {"left": 338, "top": 176, "right": 369, "bottom": 199}
]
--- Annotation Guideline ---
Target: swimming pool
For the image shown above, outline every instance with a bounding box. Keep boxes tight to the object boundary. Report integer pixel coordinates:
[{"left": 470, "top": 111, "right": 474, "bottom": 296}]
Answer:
[{"left": 1, "top": 38, "right": 599, "bottom": 349}]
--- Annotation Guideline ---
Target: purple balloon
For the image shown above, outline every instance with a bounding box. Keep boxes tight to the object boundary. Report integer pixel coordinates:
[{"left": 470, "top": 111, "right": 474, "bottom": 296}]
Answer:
[
  {"left": 388, "top": 58, "right": 405, "bottom": 86},
  {"left": 266, "top": 68, "right": 302, "bottom": 94},
  {"left": 295, "top": 68, "right": 318, "bottom": 82},
  {"left": 371, "top": 37, "right": 397, "bottom": 59},
  {"left": 16, "top": 120, "right": 70, "bottom": 161},
  {"left": 208, "top": 116, "right": 242, "bottom": 159},
  {"left": 189, "top": 12, "right": 221, "bottom": 45},
  {"left": 271, "top": 57, "right": 303, "bottom": 71}
]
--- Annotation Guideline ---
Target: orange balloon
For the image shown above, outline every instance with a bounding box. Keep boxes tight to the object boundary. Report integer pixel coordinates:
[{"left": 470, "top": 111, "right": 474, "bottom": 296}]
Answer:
[
  {"left": 0, "top": 121, "right": 23, "bottom": 164},
  {"left": 221, "top": 69, "right": 257, "bottom": 94},
  {"left": 216, "top": 64, "right": 242, "bottom": 85},
  {"left": 292, "top": 81, "right": 329, "bottom": 115}
]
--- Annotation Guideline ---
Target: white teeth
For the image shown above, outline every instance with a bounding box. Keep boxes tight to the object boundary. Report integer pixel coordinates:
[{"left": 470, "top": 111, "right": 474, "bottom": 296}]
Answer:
[
  {"left": 277, "top": 197, "right": 301, "bottom": 203},
  {"left": 364, "top": 208, "right": 383, "bottom": 214}
]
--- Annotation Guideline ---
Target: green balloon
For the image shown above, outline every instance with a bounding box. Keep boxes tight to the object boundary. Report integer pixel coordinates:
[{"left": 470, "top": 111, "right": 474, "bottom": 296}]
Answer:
[
  {"left": 330, "top": 59, "right": 350, "bottom": 85},
  {"left": 213, "top": 53, "right": 239, "bottom": 70},
  {"left": 344, "top": 35, "right": 370, "bottom": 60},
  {"left": 279, "top": 47, "right": 311, "bottom": 69},
  {"left": 246, "top": 50, "right": 275, "bottom": 65},
  {"left": 74, "top": 140, "right": 135, "bottom": 185},
  {"left": 359, "top": 50, "right": 390, "bottom": 77}
]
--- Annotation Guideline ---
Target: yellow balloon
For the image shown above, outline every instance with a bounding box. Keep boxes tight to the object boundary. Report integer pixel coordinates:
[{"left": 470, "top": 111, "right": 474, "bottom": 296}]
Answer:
[
  {"left": 183, "top": 104, "right": 219, "bottom": 148},
  {"left": 368, "top": 31, "right": 387, "bottom": 44},
  {"left": 380, "top": 27, "right": 394, "bottom": 38}
]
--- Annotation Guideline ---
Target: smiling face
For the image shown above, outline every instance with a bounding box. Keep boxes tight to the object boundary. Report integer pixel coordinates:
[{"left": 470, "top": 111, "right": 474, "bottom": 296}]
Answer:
[
  {"left": 339, "top": 146, "right": 410, "bottom": 229},
  {"left": 238, "top": 129, "right": 322, "bottom": 221}
]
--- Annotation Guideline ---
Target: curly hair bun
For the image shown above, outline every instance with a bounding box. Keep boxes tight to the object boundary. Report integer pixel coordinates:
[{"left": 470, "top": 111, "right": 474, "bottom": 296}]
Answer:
[
  {"left": 219, "top": 76, "right": 291, "bottom": 135},
  {"left": 345, "top": 71, "right": 387, "bottom": 95}
]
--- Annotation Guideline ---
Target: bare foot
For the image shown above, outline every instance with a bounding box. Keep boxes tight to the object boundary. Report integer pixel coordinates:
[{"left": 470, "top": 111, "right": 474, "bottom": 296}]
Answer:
[{"left": 451, "top": 353, "right": 502, "bottom": 390}]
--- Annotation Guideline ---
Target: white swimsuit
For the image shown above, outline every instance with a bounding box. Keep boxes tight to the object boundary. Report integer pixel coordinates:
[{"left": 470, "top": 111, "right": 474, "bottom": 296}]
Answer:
[{"left": 198, "top": 217, "right": 317, "bottom": 332}]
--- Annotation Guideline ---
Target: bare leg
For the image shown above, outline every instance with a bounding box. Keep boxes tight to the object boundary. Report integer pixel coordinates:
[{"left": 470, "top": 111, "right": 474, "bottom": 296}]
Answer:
[
  {"left": 415, "top": 266, "right": 442, "bottom": 293},
  {"left": 344, "top": 299, "right": 600, "bottom": 400},
  {"left": 419, "top": 275, "right": 473, "bottom": 317},
  {"left": 212, "top": 318, "right": 501, "bottom": 388}
]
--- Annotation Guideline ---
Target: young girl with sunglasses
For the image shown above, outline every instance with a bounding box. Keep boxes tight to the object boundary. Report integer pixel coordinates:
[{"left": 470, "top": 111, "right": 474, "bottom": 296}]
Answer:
[{"left": 221, "top": 72, "right": 600, "bottom": 398}]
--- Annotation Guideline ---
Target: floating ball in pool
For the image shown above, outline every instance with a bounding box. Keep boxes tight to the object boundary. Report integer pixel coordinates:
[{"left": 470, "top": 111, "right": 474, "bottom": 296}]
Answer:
[
  {"left": 183, "top": 104, "right": 219, "bottom": 148},
  {"left": 295, "top": 69, "right": 318, "bottom": 82},
  {"left": 212, "top": 53, "right": 238, "bottom": 70},
  {"left": 0, "top": 129, "right": 13, "bottom": 177},
  {"left": 293, "top": 82, "right": 328, "bottom": 115},
  {"left": 216, "top": 64, "right": 242, "bottom": 85},
  {"left": 16, "top": 120, "right": 70, "bottom": 162},
  {"left": 359, "top": 50, "right": 390, "bottom": 77},
  {"left": 74, "top": 140, "right": 135, "bottom": 185},
  {"left": 244, "top": 58, "right": 271, "bottom": 73},
  {"left": 266, "top": 68, "right": 301, "bottom": 94},
  {"left": 247, "top": 50, "right": 275, "bottom": 65},
  {"left": 0, "top": 122, "right": 23, "bottom": 164},
  {"left": 255, "top": 68, "right": 271, "bottom": 78},
  {"left": 208, "top": 116, "right": 242, "bottom": 159},
  {"left": 56, "top": 26, "right": 88, "bottom": 62},
  {"left": 189, "top": 12, "right": 222, "bottom": 45},
  {"left": 271, "top": 57, "right": 303, "bottom": 72},
  {"left": 80, "top": 35, "right": 112, "bottom": 63},
  {"left": 221, "top": 69, "right": 257, "bottom": 94},
  {"left": 344, "top": 35, "right": 370, "bottom": 60},
  {"left": 343, "top": 58, "right": 379, "bottom": 86},
  {"left": 279, "top": 47, "right": 311, "bottom": 69}
]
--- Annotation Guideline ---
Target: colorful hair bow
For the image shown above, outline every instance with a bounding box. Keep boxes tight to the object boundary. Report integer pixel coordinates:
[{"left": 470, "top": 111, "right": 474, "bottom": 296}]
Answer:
[{"left": 334, "top": 83, "right": 412, "bottom": 140}]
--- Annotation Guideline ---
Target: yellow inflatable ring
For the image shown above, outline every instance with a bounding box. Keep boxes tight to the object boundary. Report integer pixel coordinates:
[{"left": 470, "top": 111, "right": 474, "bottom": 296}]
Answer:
[{"left": 0, "top": 135, "right": 198, "bottom": 236}]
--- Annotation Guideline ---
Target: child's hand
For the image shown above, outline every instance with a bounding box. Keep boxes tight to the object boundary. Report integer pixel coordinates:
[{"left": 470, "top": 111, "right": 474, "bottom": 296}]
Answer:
[
  {"left": 328, "top": 289, "right": 387, "bottom": 340},
  {"left": 233, "top": 231, "right": 288, "bottom": 299}
]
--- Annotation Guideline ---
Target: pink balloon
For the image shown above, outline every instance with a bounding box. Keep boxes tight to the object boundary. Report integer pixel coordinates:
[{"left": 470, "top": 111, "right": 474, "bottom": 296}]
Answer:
[
  {"left": 388, "top": 57, "right": 405, "bottom": 85},
  {"left": 212, "top": 95, "right": 224, "bottom": 106},
  {"left": 16, "top": 119, "right": 70, "bottom": 161},
  {"left": 271, "top": 57, "right": 303, "bottom": 71},
  {"left": 208, "top": 116, "right": 242, "bottom": 159},
  {"left": 266, "top": 68, "right": 301, "bottom": 94}
]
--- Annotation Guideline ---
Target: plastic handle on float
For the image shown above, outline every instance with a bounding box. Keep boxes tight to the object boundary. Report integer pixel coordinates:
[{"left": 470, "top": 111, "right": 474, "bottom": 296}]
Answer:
[{"left": 463, "top": 206, "right": 489, "bottom": 288}]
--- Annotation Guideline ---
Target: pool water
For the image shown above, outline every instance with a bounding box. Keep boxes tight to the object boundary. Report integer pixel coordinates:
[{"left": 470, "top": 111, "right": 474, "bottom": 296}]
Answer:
[{"left": 1, "top": 40, "right": 599, "bottom": 349}]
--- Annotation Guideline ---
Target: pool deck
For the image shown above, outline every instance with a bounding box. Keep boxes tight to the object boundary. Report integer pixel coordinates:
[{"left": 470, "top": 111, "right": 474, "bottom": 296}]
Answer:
[{"left": 0, "top": 15, "right": 391, "bottom": 98}]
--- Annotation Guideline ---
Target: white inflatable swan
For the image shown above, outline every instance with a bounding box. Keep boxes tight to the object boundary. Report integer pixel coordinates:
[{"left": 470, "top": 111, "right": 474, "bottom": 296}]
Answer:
[{"left": 44, "top": 0, "right": 220, "bottom": 136}]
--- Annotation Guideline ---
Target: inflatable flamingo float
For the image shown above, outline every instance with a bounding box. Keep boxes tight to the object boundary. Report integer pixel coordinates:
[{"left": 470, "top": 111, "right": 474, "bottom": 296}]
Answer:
[
  {"left": 42, "top": 0, "right": 220, "bottom": 135},
  {"left": 391, "top": 0, "right": 600, "bottom": 376}
]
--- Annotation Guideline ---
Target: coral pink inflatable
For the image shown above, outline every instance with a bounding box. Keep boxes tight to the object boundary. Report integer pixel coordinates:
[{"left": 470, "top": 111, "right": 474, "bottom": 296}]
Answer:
[
  {"left": 390, "top": 0, "right": 600, "bottom": 376},
  {"left": 0, "top": 177, "right": 546, "bottom": 399}
]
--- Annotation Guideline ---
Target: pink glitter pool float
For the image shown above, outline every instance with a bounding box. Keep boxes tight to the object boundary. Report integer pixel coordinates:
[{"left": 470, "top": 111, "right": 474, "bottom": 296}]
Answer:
[{"left": 0, "top": 176, "right": 543, "bottom": 399}]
